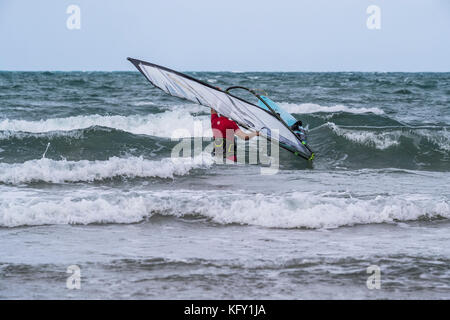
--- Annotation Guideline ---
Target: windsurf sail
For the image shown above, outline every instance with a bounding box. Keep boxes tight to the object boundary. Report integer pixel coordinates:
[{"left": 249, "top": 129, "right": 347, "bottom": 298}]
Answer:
[
  {"left": 225, "top": 86, "right": 310, "bottom": 144},
  {"left": 127, "top": 57, "right": 314, "bottom": 160}
]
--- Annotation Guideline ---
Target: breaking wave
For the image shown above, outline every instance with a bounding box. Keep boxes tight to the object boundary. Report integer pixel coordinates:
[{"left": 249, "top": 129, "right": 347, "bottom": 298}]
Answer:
[
  {"left": 0, "top": 102, "right": 385, "bottom": 141},
  {"left": 0, "top": 111, "right": 212, "bottom": 139},
  {"left": 279, "top": 103, "right": 385, "bottom": 115},
  {"left": 0, "top": 189, "right": 448, "bottom": 228},
  {"left": 0, "top": 154, "right": 213, "bottom": 184},
  {"left": 322, "top": 122, "right": 450, "bottom": 152}
]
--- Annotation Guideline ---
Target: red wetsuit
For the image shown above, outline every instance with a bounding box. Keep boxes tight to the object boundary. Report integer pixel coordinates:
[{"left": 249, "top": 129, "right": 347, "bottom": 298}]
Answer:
[{"left": 211, "top": 113, "right": 239, "bottom": 161}]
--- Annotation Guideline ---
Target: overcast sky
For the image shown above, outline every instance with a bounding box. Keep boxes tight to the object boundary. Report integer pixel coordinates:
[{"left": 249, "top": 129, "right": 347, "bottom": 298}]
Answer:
[{"left": 1, "top": 0, "right": 449, "bottom": 71}]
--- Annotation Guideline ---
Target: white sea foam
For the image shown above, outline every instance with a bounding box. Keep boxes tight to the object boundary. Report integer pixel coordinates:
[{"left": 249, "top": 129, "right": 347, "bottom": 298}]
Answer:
[
  {"left": 132, "top": 101, "right": 156, "bottom": 106},
  {"left": 279, "top": 103, "right": 385, "bottom": 115},
  {"left": 419, "top": 128, "right": 450, "bottom": 152},
  {"left": 0, "top": 129, "right": 87, "bottom": 140},
  {"left": 0, "top": 190, "right": 152, "bottom": 227},
  {"left": 327, "top": 122, "right": 400, "bottom": 150},
  {"left": 326, "top": 122, "right": 450, "bottom": 152},
  {"left": 0, "top": 189, "right": 448, "bottom": 228},
  {"left": 0, "top": 111, "right": 212, "bottom": 138},
  {"left": 0, "top": 154, "right": 213, "bottom": 184}
]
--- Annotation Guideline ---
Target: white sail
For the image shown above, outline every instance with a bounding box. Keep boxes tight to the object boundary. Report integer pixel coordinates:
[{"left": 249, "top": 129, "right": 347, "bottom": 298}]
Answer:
[{"left": 128, "top": 58, "right": 313, "bottom": 159}]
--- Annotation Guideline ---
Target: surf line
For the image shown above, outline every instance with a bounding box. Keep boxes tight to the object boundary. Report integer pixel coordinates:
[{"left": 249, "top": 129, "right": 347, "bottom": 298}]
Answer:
[{"left": 184, "top": 304, "right": 218, "bottom": 317}]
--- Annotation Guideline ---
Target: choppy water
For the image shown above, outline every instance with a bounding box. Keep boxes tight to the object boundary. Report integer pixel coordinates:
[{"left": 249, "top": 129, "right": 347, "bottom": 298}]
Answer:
[{"left": 0, "top": 71, "right": 449, "bottom": 299}]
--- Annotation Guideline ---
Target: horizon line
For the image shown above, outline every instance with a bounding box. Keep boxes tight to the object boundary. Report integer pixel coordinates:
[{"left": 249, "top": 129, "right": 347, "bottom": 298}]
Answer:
[{"left": 1, "top": 69, "right": 449, "bottom": 73}]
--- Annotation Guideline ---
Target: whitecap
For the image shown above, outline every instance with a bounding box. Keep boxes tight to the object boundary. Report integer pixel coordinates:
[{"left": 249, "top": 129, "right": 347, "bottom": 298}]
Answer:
[
  {"left": 279, "top": 103, "right": 385, "bottom": 115},
  {"left": 0, "top": 154, "right": 213, "bottom": 184}
]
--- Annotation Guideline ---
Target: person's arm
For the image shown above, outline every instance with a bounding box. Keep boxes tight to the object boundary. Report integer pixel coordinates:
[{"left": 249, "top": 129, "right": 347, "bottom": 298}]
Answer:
[{"left": 235, "top": 129, "right": 259, "bottom": 140}]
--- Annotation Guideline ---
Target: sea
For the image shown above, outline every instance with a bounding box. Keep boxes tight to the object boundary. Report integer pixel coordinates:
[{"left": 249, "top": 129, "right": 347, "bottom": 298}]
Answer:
[{"left": 0, "top": 71, "right": 449, "bottom": 299}]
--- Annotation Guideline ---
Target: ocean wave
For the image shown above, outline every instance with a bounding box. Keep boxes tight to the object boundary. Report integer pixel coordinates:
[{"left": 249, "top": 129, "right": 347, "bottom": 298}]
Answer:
[
  {"left": 0, "top": 154, "right": 213, "bottom": 184},
  {"left": 0, "top": 128, "right": 88, "bottom": 140},
  {"left": 279, "top": 103, "right": 385, "bottom": 115},
  {"left": 324, "top": 122, "right": 450, "bottom": 152},
  {"left": 393, "top": 89, "right": 413, "bottom": 95},
  {"left": 0, "top": 111, "right": 212, "bottom": 138},
  {"left": 0, "top": 190, "right": 448, "bottom": 228},
  {"left": 0, "top": 103, "right": 384, "bottom": 142},
  {"left": 132, "top": 101, "right": 156, "bottom": 106},
  {"left": 419, "top": 128, "right": 450, "bottom": 152},
  {"left": 326, "top": 122, "right": 400, "bottom": 150}
]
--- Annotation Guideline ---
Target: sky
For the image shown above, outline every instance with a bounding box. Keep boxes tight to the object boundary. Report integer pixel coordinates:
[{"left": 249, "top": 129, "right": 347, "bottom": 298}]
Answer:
[{"left": 0, "top": 0, "right": 449, "bottom": 71}]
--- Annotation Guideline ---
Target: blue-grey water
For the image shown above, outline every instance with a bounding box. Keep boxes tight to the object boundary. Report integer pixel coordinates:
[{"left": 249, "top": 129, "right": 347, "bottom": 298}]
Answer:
[{"left": 0, "top": 71, "right": 449, "bottom": 299}]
